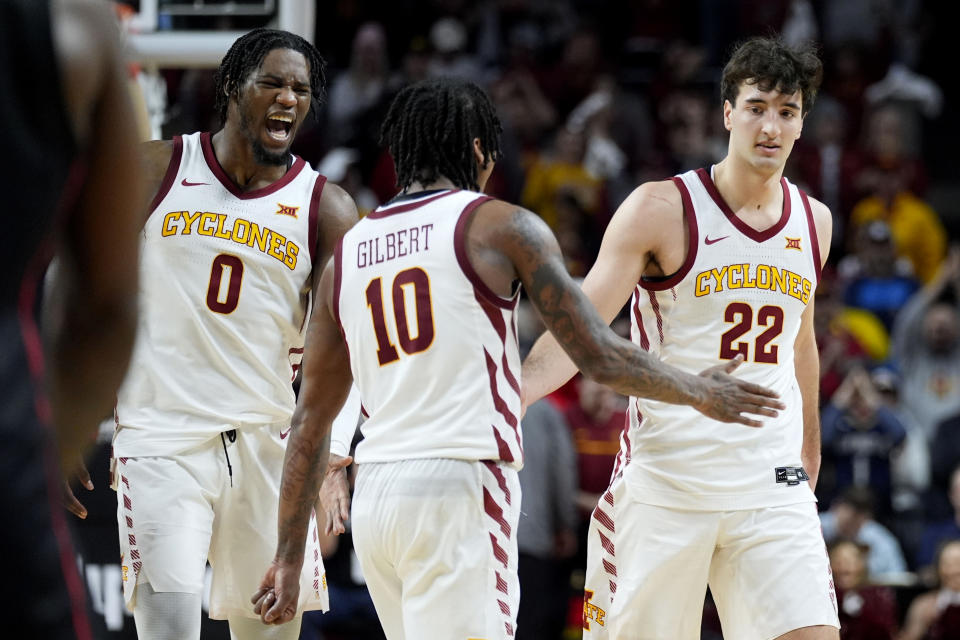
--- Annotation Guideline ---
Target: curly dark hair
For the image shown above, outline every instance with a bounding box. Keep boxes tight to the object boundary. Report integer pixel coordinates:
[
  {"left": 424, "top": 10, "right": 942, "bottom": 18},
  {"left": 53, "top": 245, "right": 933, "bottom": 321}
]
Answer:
[
  {"left": 379, "top": 78, "right": 503, "bottom": 192},
  {"left": 213, "top": 28, "right": 327, "bottom": 125},
  {"left": 720, "top": 36, "right": 823, "bottom": 116}
]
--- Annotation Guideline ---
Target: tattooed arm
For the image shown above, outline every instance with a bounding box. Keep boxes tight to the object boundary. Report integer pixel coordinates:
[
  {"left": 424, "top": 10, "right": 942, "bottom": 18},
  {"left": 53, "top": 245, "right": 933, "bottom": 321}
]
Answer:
[
  {"left": 470, "top": 196, "right": 783, "bottom": 425},
  {"left": 253, "top": 258, "right": 353, "bottom": 625}
]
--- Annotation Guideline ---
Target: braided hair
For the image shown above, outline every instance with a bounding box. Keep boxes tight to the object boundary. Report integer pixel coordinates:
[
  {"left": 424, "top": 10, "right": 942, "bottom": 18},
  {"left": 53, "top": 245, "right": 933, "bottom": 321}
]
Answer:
[
  {"left": 380, "top": 78, "right": 503, "bottom": 192},
  {"left": 213, "top": 28, "right": 327, "bottom": 125}
]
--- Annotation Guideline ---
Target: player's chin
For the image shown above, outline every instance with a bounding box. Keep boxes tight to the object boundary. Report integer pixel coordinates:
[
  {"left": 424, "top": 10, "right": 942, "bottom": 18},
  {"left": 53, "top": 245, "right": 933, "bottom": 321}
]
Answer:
[{"left": 252, "top": 138, "right": 293, "bottom": 166}]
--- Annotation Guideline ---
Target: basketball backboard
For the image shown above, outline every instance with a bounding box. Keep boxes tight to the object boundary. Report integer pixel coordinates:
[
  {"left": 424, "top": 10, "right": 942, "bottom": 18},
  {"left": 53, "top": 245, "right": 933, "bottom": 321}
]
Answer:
[{"left": 123, "top": 0, "right": 314, "bottom": 68}]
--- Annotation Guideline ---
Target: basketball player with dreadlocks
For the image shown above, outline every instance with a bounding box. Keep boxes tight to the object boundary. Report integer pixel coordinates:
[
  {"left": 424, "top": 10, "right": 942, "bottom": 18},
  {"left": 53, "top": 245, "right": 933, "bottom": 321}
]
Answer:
[
  {"left": 104, "top": 29, "right": 358, "bottom": 640},
  {"left": 252, "top": 77, "right": 784, "bottom": 639}
]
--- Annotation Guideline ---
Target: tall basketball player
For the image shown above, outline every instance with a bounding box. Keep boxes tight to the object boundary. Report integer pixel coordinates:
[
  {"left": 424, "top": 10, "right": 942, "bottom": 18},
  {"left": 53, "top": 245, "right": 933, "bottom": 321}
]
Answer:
[
  {"left": 108, "top": 29, "right": 359, "bottom": 640},
  {"left": 0, "top": 0, "right": 142, "bottom": 637},
  {"left": 523, "top": 36, "right": 840, "bottom": 640},
  {"left": 252, "top": 77, "right": 784, "bottom": 639}
]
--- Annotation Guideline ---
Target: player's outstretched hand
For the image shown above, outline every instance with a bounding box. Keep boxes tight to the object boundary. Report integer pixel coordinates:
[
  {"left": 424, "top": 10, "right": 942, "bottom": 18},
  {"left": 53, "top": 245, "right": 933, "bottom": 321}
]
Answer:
[
  {"left": 317, "top": 453, "right": 353, "bottom": 535},
  {"left": 696, "top": 355, "right": 785, "bottom": 427},
  {"left": 252, "top": 560, "right": 301, "bottom": 625},
  {"left": 63, "top": 457, "right": 94, "bottom": 519}
]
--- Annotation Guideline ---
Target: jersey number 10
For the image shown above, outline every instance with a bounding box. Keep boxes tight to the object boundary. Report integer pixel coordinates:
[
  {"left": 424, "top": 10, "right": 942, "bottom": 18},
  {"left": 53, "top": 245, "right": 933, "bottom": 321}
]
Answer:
[{"left": 366, "top": 267, "right": 435, "bottom": 365}]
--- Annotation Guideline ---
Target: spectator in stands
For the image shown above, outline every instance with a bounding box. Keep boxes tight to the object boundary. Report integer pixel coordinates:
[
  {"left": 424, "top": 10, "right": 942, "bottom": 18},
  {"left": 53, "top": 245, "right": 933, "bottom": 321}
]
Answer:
[
  {"left": 900, "top": 540, "right": 960, "bottom": 640},
  {"left": 932, "top": 410, "right": 960, "bottom": 498},
  {"left": 849, "top": 105, "right": 945, "bottom": 284},
  {"left": 791, "top": 96, "right": 863, "bottom": 250},
  {"left": 516, "top": 399, "right": 578, "bottom": 640},
  {"left": 876, "top": 364, "right": 932, "bottom": 563},
  {"left": 316, "top": 147, "right": 380, "bottom": 216},
  {"left": 829, "top": 539, "right": 899, "bottom": 640},
  {"left": 838, "top": 220, "right": 920, "bottom": 331},
  {"left": 814, "top": 276, "right": 885, "bottom": 405},
  {"left": 891, "top": 246, "right": 960, "bottom": 444},
  {"left": 521, "top": 126, "right": 605, "bottom": 275},
  {"left": 821, "top": 364, "right": 908, "bottom": 515},
  {"left": 326, "top": 22, "right": 390, "bottom": 148},
  {"left": 538, "top": 26, "right": 608, "bottom": 119},
  {"left": 564, "top": 375, "right": 627, "bottom": 519},
  {"left": 917, "top": 467, "right": 960, "bottom": 572},
  {"left": 820, "top": 487, "right": 908, "bottom": 580},
  {"left": 427, "top": 16, "right": 483, "bottom": 81}
]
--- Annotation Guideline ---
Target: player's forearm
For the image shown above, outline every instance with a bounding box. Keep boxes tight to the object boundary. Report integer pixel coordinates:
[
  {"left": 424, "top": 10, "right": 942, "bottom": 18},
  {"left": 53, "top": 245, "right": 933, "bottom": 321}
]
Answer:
[
  {"left": 795, "top": 337, "right": 822, "bottom": 490},
  {"left": 522, "top": 255, "right": 706, "bottom": 408},
  {"left": 521, "top": 332, "right": 580, "bottom": 405},
  {"left": 275, "top": 415, "right": 330, "bottom": 564},
  {"left": 329, "top": 384, "right": 361, "bottom": 457},
  {"left": 586, "top": 335, "right": 707, "bottom": 408}
]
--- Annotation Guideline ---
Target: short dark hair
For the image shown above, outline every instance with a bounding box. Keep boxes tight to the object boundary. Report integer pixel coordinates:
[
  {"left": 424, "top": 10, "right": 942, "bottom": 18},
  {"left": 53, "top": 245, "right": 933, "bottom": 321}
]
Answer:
[
  {"left": 836, "top": 486, "right": 875, "bottom": 515},
  {"left": 379, "top": 78, "right": 503, "bottom": 192},
  {"left": 214, "top": 28, "right": 327, "bottom": 125},
  {"left": 720, "top": 36, "right": 823, "bottom": 116}
]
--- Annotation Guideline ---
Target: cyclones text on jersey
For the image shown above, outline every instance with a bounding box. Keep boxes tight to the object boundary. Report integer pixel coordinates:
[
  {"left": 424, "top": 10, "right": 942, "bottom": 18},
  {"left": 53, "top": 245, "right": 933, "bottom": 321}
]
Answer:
[
  {"left": 693, "top": 262, "right": 813, "bottom": 304},
  {"left": 160, "top": 210, "right": 300, "bottom": 270}
]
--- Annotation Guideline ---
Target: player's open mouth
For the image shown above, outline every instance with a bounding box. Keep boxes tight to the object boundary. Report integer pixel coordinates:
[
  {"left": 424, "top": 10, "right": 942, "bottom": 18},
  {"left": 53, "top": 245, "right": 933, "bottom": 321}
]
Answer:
[{"left": 266, "top": 114, "right": 294, "bottom": 142}]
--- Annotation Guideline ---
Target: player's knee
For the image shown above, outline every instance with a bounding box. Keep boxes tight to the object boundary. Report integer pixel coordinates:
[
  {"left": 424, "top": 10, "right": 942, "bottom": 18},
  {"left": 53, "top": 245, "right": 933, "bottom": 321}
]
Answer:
[
  {"left": 773, "top": 625, "right": 840, "bottom": 640},
  {"left": 228, "top": 615, "right": 302, "bottom": 640},
  {"left": 132, "top": 581, "right": 202, "bottom": 640}
]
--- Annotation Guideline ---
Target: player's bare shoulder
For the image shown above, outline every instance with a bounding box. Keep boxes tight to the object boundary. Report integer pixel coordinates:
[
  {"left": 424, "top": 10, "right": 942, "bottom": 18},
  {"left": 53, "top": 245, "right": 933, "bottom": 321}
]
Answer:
[
  {"left": 315, "top": 182, "right": 359, "bottom": 233},
  {"left": 141, "top": 139, "right": 175, "bottom": 181},
  {"left": 313, "top": 181, "right": 359, "bottom": 268},
  {"left": 600, "top": 179, "right": 688, "bottom": 276},
  {"left": 470, "top": 198, "right": 552, "bottom": 254},
  {"left": 620, "top": 179, "right": 686, "bottom": 228},
  {"left": 461, "top": 197, "right": 553, "bottom": 298}
]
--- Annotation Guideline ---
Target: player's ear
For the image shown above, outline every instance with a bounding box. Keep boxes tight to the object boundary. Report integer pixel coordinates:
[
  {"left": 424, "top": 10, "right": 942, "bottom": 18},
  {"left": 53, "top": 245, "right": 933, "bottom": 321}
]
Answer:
[
  {"left": 472, "top": 137, "right": 486, "bottom": 167},
  {"left": 723, "top": 100, "right": 733, "bottom": 131}
]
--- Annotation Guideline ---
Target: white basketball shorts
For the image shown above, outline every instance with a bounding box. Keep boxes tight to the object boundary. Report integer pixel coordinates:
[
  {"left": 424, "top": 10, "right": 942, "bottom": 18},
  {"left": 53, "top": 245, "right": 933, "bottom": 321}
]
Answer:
[
  {"left": 114, "top": 424, "right": 328, "bottom": 620},
  {"left": 583, "top": 473, "right": 839, "bottom": 640},
  {"left": 351, "top": 458, "right": 521, "bottom": 640}
]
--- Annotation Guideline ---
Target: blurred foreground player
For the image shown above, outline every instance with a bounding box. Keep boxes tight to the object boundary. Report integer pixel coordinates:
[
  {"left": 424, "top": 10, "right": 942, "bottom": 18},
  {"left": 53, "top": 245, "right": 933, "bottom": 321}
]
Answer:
[
  {"left": 0, "top": 0, "right": 142, "bottom": 637},
  {"left": 253, "top": 77, "right": 783, "bottom": 639}
]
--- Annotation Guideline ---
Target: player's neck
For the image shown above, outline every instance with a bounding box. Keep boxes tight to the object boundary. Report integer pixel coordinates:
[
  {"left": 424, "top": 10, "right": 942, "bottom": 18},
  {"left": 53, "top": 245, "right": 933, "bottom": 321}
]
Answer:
[
  {"left": 210, "top": 128, "right": 290, "bottom": 192},
  {"left": 712, "top": 157, "right": 784, "bottom": 214},
  {"left": 404, "top": 176, "right": 459, "bottom": 195}
]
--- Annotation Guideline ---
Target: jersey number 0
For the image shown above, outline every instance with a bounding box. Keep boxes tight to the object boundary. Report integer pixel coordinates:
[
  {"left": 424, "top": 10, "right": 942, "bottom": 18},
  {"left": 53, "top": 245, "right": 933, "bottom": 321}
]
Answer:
[
  {"left": 206, "top": 254, "right": 244, "bottom": 314},
  {"left": 366, "top": 267, "right": 435, "bottom": 365}
]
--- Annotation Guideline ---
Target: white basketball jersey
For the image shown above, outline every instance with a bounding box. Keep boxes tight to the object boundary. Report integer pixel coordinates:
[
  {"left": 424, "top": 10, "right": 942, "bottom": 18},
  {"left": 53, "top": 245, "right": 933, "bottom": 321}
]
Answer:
[
  {"left": 114, "top": 132, "right": 324, "bottom": 456},
  {"left": 335, "top": 189, "right": 523, "bottom": 469},
  {"left": 618, "top": 167, "right": 822, "bottom": 510}
]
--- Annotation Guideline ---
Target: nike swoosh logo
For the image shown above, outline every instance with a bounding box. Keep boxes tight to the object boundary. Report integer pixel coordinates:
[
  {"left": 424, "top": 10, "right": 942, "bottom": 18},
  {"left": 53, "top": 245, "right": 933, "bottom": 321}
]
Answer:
[
  {"left": 704, "top": 235, "right": 729, "bottom": 245},
  {"left": 280, "top": 428, "right": 292, "bottom": 440},
  {"left": 181, "top": 178, "right": 210, "bottom": 187}
]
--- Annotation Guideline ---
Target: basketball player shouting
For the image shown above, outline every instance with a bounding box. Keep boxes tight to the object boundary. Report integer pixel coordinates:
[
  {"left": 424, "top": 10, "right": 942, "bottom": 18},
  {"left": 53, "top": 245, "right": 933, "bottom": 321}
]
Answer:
[{"left": 109, "top": 29, "right": 358, "bottom": 640}]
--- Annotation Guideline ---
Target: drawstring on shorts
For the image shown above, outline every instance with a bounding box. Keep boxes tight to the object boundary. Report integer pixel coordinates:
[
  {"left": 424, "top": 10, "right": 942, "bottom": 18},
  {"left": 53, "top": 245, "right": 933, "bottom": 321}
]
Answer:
[{"left": 220, "top": 429, "right": 237, "bottom": 486}]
